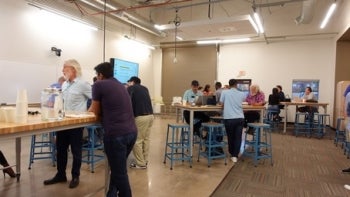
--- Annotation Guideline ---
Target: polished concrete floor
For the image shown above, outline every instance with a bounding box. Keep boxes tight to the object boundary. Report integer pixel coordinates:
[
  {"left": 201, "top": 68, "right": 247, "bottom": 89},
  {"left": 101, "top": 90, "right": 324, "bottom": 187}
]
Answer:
[{"left": 0, "top": 115, "right": 232, "bottom": 197}]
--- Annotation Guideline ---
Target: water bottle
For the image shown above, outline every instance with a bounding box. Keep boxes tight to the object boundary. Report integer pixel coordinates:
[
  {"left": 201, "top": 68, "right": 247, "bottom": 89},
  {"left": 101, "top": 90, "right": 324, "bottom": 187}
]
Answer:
[{"left": 41, "top": 87, "right": 63, "bottom": 121}]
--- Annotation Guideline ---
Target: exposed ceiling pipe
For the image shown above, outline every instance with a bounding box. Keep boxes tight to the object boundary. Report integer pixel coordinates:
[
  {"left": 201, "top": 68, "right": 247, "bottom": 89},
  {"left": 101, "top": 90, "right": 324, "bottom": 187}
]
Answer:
[
  {"left": 295, "top": 0, "right": 316, "bottom": 24},
  {"left": 253, "top": 0, "right": 305, "bottom": 8},
  {"left": 78, "top": 0, "right": 167, "bottom": 37},
  {"left": 251, "top": 0, "right": 315, "bottom": 25}
]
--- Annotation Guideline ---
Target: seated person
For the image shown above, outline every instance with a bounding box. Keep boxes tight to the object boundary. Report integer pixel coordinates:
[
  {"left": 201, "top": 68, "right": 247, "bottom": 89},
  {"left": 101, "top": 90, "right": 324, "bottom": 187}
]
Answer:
[
  {"left": 183, "top": 80, "right": 210, "bottom": 136},
  {"left": 297, "top": 86, "right": 318, "bottom": 113},
  {"left": 276, "top": 85, "right": 285, "bottom": 109},
  {"left": 203, "top": 84, "right": 213, "bottom": 96},
  {"left": 268, "top": 87, "right": 281, "bottom": 121},
  {"left": 244, "top": 84, "right": 266, "bottom": 134}
]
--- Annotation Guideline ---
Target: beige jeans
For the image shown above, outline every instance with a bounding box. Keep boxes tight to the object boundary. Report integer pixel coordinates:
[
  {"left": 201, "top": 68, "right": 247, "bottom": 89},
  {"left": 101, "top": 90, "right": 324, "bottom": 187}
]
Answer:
[{"left": 133, "top": 114, "right": 154, "bottom": 166}]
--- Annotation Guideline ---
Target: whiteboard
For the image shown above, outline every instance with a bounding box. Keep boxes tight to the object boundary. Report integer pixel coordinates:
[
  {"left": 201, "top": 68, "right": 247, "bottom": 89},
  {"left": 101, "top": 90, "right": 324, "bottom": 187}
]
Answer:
[{"left": 0, "top": 60, "right": 58, "bottom": 104}]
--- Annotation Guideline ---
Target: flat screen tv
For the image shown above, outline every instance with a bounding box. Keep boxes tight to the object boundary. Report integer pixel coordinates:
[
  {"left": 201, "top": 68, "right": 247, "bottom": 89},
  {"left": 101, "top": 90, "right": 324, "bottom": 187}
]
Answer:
[
  {"left": 110, "top": 58, "right": 139, "bottom": 84},
  {"left": 236, "top": 79, "right": 251, "bottom": 98},
  {"left": 292, "top": 79, "right": 319, "bottom": 100}
]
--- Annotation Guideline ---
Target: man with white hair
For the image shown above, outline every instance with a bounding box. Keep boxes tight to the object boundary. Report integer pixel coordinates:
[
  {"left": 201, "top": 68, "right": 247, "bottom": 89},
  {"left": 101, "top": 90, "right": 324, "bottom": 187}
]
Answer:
[
  {"left": 244, "top": 84, "right": 266, "bottom": 134},
  {"left": 44, "top": 59, "right": 92, "bottom": 189}
]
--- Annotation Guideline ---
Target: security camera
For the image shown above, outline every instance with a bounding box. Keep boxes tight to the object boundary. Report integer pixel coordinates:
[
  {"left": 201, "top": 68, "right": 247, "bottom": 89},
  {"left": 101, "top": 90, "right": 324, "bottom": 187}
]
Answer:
[{"left": 51, "top": 47, "right": 62, "bottom": 57}]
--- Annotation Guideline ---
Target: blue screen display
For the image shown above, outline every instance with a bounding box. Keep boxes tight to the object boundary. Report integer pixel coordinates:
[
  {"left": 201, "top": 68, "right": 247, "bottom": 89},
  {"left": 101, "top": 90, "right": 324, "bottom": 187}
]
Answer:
[{"left": 110, "top": 58, "right": 139, "bottom": 84}]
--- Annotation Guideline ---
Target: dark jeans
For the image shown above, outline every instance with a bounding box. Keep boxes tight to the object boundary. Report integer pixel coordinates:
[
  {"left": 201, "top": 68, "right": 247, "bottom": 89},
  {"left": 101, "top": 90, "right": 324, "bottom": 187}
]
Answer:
[
  {"left": 183, "top": 110, "right": 210, "bottom": 135},
  {"left": 104, "top": 132, "right": 137, "bottom": 197},
  {"left": 224, "top": 118, "right": 244, "bottom": 157},
  {"left": 56, "top": 128, "right": 83, "bottom": 178},
  {"left": 244, "top": 111, "right": 260, "bottom": 128}
]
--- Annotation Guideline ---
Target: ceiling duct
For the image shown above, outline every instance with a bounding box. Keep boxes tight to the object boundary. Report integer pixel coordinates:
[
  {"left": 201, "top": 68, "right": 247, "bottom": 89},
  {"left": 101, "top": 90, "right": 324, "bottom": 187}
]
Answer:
[
  {"left": 295, "top": 0, "right": 316, "bottom": 25},
  {"left": 79, "top": 1, "right": 166, "bottom": 37}
]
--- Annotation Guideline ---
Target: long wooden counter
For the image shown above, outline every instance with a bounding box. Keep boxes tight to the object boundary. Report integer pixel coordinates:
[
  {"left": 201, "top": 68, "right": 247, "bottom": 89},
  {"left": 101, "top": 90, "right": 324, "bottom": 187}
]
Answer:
[{"left": 0, "top": 114, "right": 97, "bottom": 181}]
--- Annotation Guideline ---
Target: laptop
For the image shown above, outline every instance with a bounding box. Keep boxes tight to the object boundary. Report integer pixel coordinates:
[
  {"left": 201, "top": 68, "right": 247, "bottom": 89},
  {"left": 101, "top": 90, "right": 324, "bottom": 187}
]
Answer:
[{"left": 195, "top": 95, "right": 216, "bottom": 106}]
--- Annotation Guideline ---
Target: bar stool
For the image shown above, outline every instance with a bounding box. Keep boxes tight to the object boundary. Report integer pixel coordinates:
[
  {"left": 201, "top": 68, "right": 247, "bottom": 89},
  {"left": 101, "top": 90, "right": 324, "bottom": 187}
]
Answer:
[
  {"left": 82, "top": 125, "right": 104, "bottom": 173},
  {"left": 313, "top": 113, "right": 331, "bottom": 139},
  {"left": 334, "top": 117, "right": 345, "bottom": 147},
  {"left": 242, "top": 123, "right": 272, "bottom": 167},
  {"left": 210, "top": 116, "right": 224, "bottom": 123},
  {"left": 28, "top": 132, "right": 56, "bottom": 169},
  {"left": 197, "top": 122, "right": 227, "bottom": 167},
  {"left": 264, "top": 109, "right": 280, "bottom": 130},
  {"left": 163, "top": 123, "right": 192, "bottom": 170},
  {"left": 294, "top": 112, "right": 313, "bottom": 137}
]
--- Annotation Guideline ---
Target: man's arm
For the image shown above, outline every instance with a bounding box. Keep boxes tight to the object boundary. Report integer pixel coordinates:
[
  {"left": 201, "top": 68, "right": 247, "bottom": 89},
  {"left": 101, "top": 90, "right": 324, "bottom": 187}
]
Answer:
[{"left": 88, "top": 100, "right": 101, "bottom": 120}]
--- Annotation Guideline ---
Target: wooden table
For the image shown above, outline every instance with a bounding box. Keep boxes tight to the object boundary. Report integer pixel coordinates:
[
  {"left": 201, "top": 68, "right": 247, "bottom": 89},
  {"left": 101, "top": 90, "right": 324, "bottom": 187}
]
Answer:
[
  {"left": 175, "top": 104, "right": 265, "bottom": 157},
  {"left": 0, "top": 114, "right": 97, "bottom": 181},
  {"left": 280, "top": 101, "right": 329, "bottom": 133}
]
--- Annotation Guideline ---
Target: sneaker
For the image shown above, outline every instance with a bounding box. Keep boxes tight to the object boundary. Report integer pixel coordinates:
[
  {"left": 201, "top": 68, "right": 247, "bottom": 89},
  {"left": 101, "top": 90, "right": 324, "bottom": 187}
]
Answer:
[
  {"left": 129, "top": 163, "right": 147, "bottom": 169},
  {"left": 231, "top": 157, "right": 238, "bottom": 163},
  {"left": 344, "top": 184, "right": 350, "bottom": 190}
]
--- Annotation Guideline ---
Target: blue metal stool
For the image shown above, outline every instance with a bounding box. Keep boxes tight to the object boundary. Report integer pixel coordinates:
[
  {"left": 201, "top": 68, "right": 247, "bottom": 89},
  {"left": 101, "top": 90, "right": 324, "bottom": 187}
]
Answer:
[
  {"left": 243, "top": 123, "right": 273, "bottom": 167},
  {"left": 264, "top": 109, "right": 280, "bottom": 130},
  {"left": 82, "top": 125, "right": 104, "bottom": 173},
  {"left": 28, "top": 132, "right": 56, "bottom": 169},
  {"left": 294, "top": 112, "right": 313, "bottom": 137},
  {"left": 163, "top": 123, "right": 192, "bottom": 170},
  {"left": 334, "top": 117, "right": 345, "bottom": 147},
  {"left": 313, "top": 113, "right": 330, "bottom": 139},
  {"left": 197, "top": 122, "right": 227, "bottom": 167}
]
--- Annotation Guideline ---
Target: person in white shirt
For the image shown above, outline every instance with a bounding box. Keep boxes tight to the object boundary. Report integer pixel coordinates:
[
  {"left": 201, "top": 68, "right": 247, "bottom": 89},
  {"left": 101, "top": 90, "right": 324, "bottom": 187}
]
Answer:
[{"left": 302, "top": 87, "right": 317, "bottom": 101}]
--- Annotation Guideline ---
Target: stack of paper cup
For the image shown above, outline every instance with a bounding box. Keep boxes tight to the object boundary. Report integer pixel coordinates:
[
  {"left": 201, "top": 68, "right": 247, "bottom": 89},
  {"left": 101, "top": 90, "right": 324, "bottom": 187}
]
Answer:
[
  {"left": 0, "top": 107, "right": 5, "bottom": 122},
  {"left": 15, "top": 89, "right": 28, "bottom": 123}
]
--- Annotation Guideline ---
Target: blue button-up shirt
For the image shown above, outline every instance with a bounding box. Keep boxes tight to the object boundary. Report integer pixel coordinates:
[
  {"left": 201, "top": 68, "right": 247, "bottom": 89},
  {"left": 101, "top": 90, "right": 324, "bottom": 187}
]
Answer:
[{"left": 62, "top": 77, "right": 92, "bottom": 112}]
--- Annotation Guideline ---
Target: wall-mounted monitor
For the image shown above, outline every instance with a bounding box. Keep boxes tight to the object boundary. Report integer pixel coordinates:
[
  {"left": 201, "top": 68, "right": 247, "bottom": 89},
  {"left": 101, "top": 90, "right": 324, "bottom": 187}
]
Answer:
[
  {"left": 110, "top": 58, "right": 139, "bottom": 84},
  {"left": 292, "top": 79, "right": 319, "bottom": 100},
  {"left": 236, "top": 79, "right": 251, "bottom": 98}
]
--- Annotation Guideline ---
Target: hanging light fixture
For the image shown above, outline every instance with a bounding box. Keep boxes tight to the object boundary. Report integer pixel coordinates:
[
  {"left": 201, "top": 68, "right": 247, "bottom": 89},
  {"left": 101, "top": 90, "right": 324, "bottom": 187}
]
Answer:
[{"left": 173, "top": 10, "right": 181, "bottom": 63}]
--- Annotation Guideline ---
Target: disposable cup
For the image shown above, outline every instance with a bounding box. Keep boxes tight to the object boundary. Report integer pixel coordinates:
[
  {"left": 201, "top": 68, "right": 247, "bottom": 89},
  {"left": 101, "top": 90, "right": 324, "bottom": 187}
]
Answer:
[{"left": 3, "top": 107, "right": 16, "bottom": 123}]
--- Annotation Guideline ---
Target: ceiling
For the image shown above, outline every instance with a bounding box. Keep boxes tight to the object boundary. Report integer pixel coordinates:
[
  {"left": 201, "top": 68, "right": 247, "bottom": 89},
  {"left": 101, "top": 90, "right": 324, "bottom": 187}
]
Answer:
[{"left": 26, "top": 0, "right": 347, "bottom": 44}]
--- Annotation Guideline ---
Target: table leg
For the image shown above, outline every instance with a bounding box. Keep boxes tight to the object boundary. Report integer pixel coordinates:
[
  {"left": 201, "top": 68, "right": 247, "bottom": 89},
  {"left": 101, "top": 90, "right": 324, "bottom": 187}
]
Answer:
[
  {"left": 283, "top": 106, "right": 287, "bottom": 133},
  {"left": 15, "top": 137, "right": 21, "bottom": 182},
  {"left": 189, "top": 110, "right": 194, "bottom": 157},
  {"left": 176, "top": 107, "right": 180, "bottom": 123}
]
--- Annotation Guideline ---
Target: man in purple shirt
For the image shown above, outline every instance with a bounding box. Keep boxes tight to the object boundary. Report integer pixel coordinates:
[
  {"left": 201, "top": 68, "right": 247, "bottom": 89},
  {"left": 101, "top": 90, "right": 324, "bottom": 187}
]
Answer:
[{"left": 89, "top": 62, "right": 137, "bottom": 197}]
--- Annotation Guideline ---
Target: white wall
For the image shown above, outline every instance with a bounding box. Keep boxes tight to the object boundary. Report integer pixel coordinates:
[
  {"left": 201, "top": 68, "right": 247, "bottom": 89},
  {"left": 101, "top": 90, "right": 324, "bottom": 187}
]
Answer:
[
  {"left": 1, "top": 0, "right": 348, "bottom": 125},
  {"left": 218, "top": 39, "right": 336, "bottom": 122},
  {"left": 0, "top": 0, "right": 155, "bottom": 103}
]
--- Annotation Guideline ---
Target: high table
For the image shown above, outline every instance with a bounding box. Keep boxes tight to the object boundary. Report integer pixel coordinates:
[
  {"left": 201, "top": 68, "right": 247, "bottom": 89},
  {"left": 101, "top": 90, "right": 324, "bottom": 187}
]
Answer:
[
  {"left": 175, "top": 104, "right": 265, "bottom": 157},
  {"left": 280, "top": 101, "right": 329, "bottom": 133},
  {"left": 0, "top": 114, "right": 97, "bottom": 181}
]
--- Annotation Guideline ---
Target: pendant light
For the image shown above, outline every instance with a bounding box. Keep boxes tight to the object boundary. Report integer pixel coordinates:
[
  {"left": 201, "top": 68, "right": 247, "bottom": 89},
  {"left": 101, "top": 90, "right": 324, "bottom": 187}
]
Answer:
[{"left": 173, "top": 10, "right": 181, "bottom": 63}]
